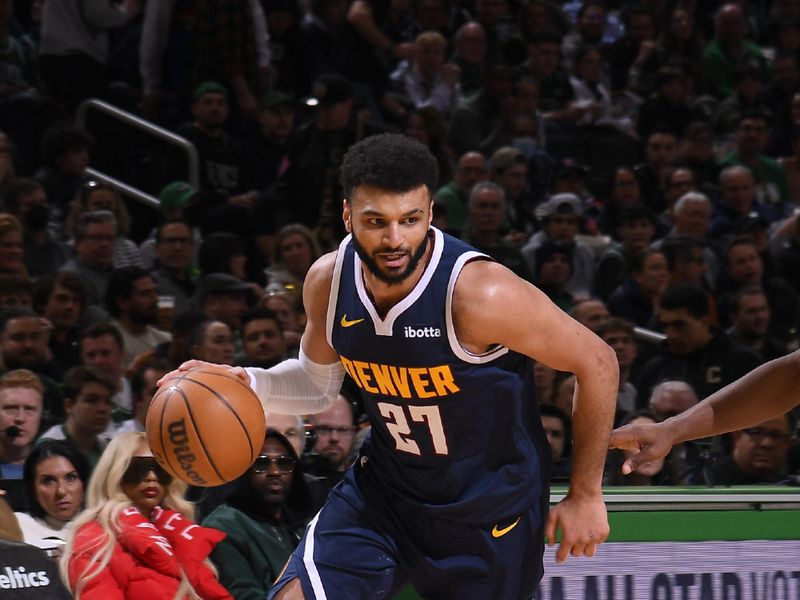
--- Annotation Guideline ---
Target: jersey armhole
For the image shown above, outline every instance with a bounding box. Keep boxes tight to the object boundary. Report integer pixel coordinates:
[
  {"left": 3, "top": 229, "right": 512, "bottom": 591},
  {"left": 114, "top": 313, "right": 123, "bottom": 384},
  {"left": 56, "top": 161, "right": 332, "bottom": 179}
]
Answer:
[
  {"left": 445, "top": 252, "right": 510, "bottom": 364},
  {"left": 325, "top": 235, "right": 351, "bottom": 348}
]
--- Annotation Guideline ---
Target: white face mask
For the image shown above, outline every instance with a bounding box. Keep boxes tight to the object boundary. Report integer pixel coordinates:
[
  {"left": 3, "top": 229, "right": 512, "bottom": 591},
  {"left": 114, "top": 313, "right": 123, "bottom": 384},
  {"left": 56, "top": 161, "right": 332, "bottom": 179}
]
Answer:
[{"left": 511, "top": 136, "right": 538, "bottom": 159}]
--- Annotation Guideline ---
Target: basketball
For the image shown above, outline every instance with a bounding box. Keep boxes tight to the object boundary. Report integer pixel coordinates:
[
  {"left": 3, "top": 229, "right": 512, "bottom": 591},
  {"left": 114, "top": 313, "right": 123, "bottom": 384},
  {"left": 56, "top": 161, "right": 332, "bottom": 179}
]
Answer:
[{"left": 145, "top": 368, "right": 266, "bottom": 487}]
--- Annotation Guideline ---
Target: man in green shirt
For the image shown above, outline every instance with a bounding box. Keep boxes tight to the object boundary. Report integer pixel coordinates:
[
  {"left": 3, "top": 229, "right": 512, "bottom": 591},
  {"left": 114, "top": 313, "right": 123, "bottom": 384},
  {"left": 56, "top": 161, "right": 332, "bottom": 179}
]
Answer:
[
  {"left": 203, "top": 430, "right": 316, "bottom": 599},
  {"left": 703, "top": 4, "right": 769, "bottom": 100},
  {"left": 36, "top": 366, "right": 115, "bottom": 470},
  {"left": 720, "top": 111, "right": 791, "bottom": 212},
  {"left": 433, "top": 150, "right": 488, "bottom": 235}
]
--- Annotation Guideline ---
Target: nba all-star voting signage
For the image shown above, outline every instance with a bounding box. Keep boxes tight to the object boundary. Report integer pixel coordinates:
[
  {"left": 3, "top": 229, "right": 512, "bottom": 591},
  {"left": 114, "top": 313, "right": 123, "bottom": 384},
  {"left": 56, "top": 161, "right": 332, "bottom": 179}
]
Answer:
[
  {"left": 391, "top": 489, "right": 800, "bottom": 600},
  {"left": 538, "top": 541, "right": 800, "bottom": 600}
]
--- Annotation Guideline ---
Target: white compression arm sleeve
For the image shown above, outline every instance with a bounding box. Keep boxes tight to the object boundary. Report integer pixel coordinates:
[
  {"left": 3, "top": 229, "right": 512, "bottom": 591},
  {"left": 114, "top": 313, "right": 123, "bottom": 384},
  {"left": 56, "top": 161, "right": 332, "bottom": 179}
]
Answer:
[{"left": 245, "top": 348, "right": 345, "bottom": 416}]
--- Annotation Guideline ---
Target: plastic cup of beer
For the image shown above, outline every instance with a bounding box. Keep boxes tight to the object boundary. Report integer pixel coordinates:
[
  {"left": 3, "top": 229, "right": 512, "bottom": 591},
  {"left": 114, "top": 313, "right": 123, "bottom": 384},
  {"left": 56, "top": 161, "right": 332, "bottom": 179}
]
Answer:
[{"left": 157, "top": 295, "right": 175, "bottom": 330}]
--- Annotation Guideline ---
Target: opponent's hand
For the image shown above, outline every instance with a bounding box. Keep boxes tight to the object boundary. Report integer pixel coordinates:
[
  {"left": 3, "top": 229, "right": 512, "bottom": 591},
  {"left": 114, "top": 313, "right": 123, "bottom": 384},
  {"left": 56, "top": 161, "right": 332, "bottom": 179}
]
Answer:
[
  {"left": 609, "top": 421, "right": 675, "bottom": 475},
  {"left": 544, "top": 492, "right": 608, "bottom": 563},
  {"left": 157, "top": 360, "right": 249, "bottom": 387}
]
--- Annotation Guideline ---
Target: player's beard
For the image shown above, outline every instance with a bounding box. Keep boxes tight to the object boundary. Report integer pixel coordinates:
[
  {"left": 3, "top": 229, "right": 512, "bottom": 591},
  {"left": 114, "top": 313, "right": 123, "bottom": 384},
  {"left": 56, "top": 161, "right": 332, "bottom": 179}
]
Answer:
[{"left": 351, "top": 229, "right": 430, "bottom": 286}]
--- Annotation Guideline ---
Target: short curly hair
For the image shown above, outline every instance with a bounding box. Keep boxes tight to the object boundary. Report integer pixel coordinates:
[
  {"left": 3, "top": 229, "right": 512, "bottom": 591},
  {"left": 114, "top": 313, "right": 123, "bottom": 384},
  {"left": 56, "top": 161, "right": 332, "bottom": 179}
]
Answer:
[{"left": 340, "top": 133, "right": 439, "bottom": 201}]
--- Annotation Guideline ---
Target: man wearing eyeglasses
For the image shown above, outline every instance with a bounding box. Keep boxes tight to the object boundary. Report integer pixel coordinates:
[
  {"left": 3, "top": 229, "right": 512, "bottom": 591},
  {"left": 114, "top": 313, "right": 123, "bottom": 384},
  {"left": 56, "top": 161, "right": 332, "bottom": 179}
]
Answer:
[
  {"left": 704, "top": 415, "right": 794, "bottom": 485},
  {"left": 59, "top": 210, "right": 117, "bottom": 307},
  {"left": 305, "top": 394, "right": 356, "bottom": 488},
  {"left": 611, "top": 350, "right": 800, "bottom": 479},
  {"left": 151, "top": 218, "right": 197, "bottom": 313}
]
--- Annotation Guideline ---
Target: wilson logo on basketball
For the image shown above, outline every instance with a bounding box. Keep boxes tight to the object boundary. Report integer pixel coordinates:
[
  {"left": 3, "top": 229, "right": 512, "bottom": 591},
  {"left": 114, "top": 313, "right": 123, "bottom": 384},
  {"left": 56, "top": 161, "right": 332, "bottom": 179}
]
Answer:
[{"left": 167, "top": 418, "right": 207, "bottom": 485}]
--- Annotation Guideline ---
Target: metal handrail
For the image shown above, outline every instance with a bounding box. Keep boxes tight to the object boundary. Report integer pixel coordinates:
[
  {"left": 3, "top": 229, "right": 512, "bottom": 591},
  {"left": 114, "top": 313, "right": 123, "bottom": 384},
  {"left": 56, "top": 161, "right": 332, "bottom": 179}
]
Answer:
[
  {"left": 75, "top": 99, "right": 200, "bottom": 207},
  {"left": 84, "top": 167, "right": 160, "bottom": 209},
  {"left": 633, "top": 326, "right": 666, "bottom": 345}
]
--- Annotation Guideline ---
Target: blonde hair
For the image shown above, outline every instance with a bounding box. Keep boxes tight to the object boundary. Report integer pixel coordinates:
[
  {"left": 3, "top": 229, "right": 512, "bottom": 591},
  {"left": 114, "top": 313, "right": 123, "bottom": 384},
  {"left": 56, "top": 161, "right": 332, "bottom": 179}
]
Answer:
[
  {"left": 260, "top": 291, "right": 304, "bottom": 331},
  {"left": 60, "top": 432, "right": 195, "bottom": 599},
  {"left": 271, "top": 223, "right": 321, "bottom": 269}
]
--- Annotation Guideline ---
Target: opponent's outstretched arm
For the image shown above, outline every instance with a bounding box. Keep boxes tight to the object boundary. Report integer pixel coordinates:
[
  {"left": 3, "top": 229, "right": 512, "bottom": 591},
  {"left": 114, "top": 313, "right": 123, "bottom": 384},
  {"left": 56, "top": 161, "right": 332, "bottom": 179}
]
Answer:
[
  {"left": 610, "top": 350, "right": 800, "bottom": 474},
  {"left": 454, "top": 260, "right": 619, "bottom": 563}
]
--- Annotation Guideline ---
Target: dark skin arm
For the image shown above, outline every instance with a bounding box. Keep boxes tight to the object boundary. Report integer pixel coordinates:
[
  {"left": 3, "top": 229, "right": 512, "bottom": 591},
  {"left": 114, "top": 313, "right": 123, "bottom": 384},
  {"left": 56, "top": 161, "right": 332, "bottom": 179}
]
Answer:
[{"left": 610, "top": 350, "right": 800, "bottom": 474}]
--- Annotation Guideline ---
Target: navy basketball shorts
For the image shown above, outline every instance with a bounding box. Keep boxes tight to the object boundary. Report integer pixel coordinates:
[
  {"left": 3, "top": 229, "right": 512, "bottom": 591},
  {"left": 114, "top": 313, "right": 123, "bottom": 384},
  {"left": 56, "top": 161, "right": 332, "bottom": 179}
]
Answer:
[{"left": 269, "top": 460, "right": 544, "bottom": 600}]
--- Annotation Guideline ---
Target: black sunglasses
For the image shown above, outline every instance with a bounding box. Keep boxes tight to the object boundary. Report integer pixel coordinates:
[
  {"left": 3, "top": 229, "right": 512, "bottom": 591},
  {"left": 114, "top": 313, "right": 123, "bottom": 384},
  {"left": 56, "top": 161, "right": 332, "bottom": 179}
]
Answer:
[
  {"left": 252, "top": 454, "right": 296, "bottom": 474},
  {"left": 123, "top": 456, "right": 173, "bottom": 486}
]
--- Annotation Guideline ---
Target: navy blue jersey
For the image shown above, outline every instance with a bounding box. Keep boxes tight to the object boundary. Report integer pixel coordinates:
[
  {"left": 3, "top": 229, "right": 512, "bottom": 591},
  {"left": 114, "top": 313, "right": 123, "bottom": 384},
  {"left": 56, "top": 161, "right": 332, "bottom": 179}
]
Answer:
[{"left": 327, "top": 227, "right": 551, "bottom": 524}]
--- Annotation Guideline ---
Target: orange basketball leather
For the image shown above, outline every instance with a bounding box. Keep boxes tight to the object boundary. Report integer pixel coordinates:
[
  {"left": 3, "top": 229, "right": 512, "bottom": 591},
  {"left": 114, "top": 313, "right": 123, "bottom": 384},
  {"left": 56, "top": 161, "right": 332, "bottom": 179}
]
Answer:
[{"left": 146, "top": 369, "right": 267, "bottom": 487}]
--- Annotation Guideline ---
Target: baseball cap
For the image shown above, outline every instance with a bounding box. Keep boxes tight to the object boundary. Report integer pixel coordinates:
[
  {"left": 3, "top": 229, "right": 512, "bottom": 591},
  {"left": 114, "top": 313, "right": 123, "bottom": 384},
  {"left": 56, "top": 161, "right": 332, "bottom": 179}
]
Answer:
[
  {"left": 159, "top": 181, "right": 198, "bottom": 212},
  {"left": 306, "top": 74, "right": 353, "bottom": 107},
  {"left": 194, "top": 274, "right": 252, "bottom": 302},
  {"left": 538, "top": 193, "right": 584, "bottom": 218},
  {"left": 489, "top": 146, "right": 526, "bottom": 173},
  {"left": 192, "top": 81, "right": 229, "bottom": 102},
  {"left": 260, "top": 91, "right": 296, "bottom": 110}
]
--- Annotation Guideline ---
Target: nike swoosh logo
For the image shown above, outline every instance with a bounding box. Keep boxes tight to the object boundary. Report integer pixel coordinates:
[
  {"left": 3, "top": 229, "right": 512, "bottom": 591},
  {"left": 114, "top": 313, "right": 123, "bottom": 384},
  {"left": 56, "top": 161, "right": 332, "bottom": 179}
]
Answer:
[
  {"left": 340, "top": 314, "right": 365, "bottom": 328},
  {"left": 491, "top": 516, "right": 521, "bottom": 538}
]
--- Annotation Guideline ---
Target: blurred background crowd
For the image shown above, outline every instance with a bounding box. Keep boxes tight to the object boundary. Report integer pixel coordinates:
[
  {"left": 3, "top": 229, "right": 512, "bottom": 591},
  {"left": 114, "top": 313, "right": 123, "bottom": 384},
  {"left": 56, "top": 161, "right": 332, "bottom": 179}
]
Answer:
[{"left": 0, "top": 0, "right": 799, "bottom": 596}]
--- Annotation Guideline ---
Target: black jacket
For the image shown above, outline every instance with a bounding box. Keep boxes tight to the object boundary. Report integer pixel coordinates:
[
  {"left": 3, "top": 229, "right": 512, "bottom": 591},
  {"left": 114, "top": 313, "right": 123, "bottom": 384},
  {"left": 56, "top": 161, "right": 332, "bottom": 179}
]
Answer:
[
  {"left": 635, "top": 332, "right": 763, "bottom": 407},
  {"left": 703, "top": 455, "right": 789, "bottom": 486}
]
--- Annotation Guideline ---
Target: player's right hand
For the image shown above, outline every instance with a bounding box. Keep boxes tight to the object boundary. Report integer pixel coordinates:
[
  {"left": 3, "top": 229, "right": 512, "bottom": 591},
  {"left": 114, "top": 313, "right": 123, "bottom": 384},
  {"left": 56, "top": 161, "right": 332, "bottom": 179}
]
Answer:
[
  {"left": 157, "top": 360, "right": 249, "bottom": 387},
  {"left": 608, "top": 421, "right": 675, "bottom": 475},
  {"left": 545, "top": 491, "right": 609, "bottom": 563}
]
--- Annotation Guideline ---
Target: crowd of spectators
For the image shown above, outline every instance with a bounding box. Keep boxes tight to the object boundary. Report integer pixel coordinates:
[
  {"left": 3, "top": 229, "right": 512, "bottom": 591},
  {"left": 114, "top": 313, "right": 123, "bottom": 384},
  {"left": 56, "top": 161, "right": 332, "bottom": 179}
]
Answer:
[{"left": 0, "top": 0, "right": 799, "bottom": 596}]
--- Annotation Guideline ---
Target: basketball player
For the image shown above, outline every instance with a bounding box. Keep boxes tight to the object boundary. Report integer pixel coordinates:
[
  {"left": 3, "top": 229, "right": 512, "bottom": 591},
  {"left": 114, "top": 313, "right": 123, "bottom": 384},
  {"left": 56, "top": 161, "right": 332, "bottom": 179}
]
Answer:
[
  {"left": 610, "top": 349, "right": 800, "bottom": 475},
  {"left": 167, "top": 134, "right": 619, "bottom": 599}
]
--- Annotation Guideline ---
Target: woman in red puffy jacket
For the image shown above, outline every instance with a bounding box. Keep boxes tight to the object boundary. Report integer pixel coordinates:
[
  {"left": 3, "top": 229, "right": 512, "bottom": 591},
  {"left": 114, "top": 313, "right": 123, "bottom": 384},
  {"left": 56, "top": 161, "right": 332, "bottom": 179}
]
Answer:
[{"left": 59, "top": 432, "right": 232, "bottom": 600}]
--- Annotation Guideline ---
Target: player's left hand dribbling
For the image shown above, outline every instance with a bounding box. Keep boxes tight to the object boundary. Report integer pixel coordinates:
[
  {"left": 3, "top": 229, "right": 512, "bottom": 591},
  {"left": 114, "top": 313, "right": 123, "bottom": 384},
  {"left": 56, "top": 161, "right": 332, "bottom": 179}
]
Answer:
[{"left": 544, "top": 492, "right": 609, "bottom": 563}]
